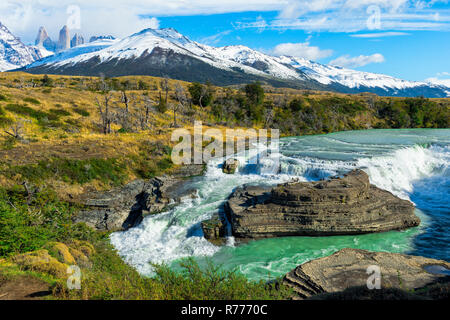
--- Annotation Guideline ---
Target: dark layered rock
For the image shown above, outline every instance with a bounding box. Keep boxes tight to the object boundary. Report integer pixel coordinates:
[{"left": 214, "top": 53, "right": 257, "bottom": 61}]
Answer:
[
  {"left": 225, "top": 170, "right": 420, "bottom": 238},
  {"left": 283, "top": 248, "right": 450, "bottom": 299},
  {"left": 201, "top": 215, "right": 227, "bottom": 245},
  {"left": 73, "top": 176, "right": 197, "bottom": 231},
  {"left": 223, "top": 158, "right": 239, "bottom": 174}
]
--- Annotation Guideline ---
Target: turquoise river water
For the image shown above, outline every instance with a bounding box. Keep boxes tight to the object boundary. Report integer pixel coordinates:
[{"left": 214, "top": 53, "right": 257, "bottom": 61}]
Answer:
[{"left": 110, "top": 129, "right": 449, "bottom": 281}]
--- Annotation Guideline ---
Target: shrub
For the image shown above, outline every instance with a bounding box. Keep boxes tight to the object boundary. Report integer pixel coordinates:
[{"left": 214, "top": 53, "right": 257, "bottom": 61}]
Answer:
[
  {"left": 72, "top": 107, "right": 90, "bottom": 117},
  {"left": 188, "top": 82, "right": 213, "bottom": 107},
  {"left": 23, "top": 97, "right": 41, "bottom": 105},
  {"left": 0, "top": 187, "right": 95, "bottom": 257},
  {"left": 245, "top": 82, "right": 265, "bottom": 106},
  {"left": 156, "top": 97, "right": 168, "bottom": 113},
  {"left": 41, "top": 75, "right": 54, "bottom": 87},
  {"left": 49, "top": 109, "right": 71, "bottom": 117}
]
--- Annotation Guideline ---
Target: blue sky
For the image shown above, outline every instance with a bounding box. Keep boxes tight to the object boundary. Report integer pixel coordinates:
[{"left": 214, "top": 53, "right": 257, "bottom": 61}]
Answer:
[{"left": 1, "top": 0, "right": 449, "bottom": 83}]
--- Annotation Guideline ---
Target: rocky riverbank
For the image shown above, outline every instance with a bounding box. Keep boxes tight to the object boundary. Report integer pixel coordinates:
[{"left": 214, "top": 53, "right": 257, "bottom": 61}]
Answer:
[
  {"left": 283, "top": 248, "right": 450, "bottom": 300},
  {"left": 221, "top": 170, "right": 420, "bottom": 239},
  {"left": 73, "top": 165, "right": 203, "bottom": 231}
]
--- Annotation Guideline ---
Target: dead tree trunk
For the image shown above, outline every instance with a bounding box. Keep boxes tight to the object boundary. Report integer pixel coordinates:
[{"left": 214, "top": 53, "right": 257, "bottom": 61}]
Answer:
[{"left": 96, "top": 94, "right": 113, "bottom": 134}]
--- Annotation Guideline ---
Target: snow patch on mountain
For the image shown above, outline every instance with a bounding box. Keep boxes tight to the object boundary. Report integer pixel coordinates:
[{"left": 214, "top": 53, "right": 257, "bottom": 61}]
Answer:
[
  {"left": 0, "top": 22, "right": 45, "bottom": 71},
  {"left": 278, "top": 56, "right": 435, "bottom": 91},
  {"left": 26, "top": 38, "right": 120, "bottom": 69},
  {"left": 19, "top": 27, "right": 450, "bottom": 97}
]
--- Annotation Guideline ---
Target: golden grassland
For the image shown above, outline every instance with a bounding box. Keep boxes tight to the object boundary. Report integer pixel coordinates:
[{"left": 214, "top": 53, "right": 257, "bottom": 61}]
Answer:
[{"left": 0, "top": 72, "right": 449, "bottom": 300}]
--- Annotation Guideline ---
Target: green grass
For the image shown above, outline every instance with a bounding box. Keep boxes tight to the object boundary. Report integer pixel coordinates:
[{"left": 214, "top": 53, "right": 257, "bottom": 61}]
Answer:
[
  {"left": 0, "top": 106, "right": 14, "bottom": 128},
  {"left": 3, "top": 158, "right": 128, "bottom": 186},
  {"left": 5, "top": 103, "right": 58, "bottom": 122}
]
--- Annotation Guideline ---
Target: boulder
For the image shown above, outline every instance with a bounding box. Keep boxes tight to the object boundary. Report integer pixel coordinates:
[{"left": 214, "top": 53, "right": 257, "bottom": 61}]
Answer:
[
  {"left": 74, "top": 176, "right": 198, "bottom": 231},
  {"left": 283, "top": 248, "right": 450, "bottom": 299},
  {"left": 223, "top": 158, "right": 239, "bottom": 174},
  {"left": 225, "top": 169, "right": 420, "bottom": 238},
  {"left": 201, "top": 215, "right": 227, "bottom": 245}
]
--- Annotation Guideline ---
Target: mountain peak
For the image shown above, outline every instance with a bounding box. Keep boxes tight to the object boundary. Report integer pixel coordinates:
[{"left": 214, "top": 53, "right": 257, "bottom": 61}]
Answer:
[
  {"left": 0, "top": 21, "right": 45, "bottom": 71},
  {"left": 20, "top": 25, "right": 450, "bottom": 98}
]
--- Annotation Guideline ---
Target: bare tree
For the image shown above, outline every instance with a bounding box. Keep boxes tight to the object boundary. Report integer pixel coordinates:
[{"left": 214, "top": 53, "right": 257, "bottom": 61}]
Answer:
[
  {"left": 138, "top": 95, "right": 156, "bottom": 130},
  {"left": 264, "top": 108, "right": 274, "bottom": 128},
  {"left": 116, "top": 91, "right": 134, "bottom": 131},
  {"left": 96, "top": 93, "right": 113, "bottom": 134},
  {"left": 160, "top": 76, "right": 170, "bottom": 104},
  {"left": 173, "top": 83, "right": 189, "bottom": 127},
  {"left": 3, "top": 119, "right": 24, "bottom": 139}
]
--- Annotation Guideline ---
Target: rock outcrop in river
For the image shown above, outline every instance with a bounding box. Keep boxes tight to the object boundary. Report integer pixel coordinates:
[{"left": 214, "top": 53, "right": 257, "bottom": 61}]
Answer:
[
  {"left": 283, "top": 248, "right": 450, "bottom": 299},
  {"left": 224, "top": 170, "right": 420, "bottom": 239}
]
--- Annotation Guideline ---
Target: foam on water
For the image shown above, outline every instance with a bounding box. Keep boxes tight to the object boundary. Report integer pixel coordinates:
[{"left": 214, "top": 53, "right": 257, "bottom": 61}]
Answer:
[{"left": 110, "top": 129, "right": 450, "bottom": 280}]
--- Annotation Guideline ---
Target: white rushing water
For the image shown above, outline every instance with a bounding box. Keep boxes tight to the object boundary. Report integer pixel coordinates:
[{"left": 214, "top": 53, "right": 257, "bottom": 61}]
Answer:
[{"left": 110, "top": 129, "right": 450, "bottom": 280}]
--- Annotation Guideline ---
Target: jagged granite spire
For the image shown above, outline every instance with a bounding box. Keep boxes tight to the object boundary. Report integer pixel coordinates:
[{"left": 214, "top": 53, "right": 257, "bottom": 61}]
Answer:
[
  {"left": 35, "top": 26, "right": 56, "bottom": 52},
  {"left": 70, "top": 34, "right": 84, "bottom": 48},
  {"left": 35, "top": 26, "right": 48, "bottom": 45},
  {"left": 58, "top": 25, "right": 70, "bottom": 51}
]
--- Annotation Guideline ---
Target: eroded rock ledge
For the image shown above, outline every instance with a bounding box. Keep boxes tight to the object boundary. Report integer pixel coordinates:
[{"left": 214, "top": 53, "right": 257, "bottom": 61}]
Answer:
[
  {"left": 74, "top": 174, "right": 200, "bottom": 232},
  {"left": 283, "top": 248, "right": 450, "bottom": 299},
  {"left": 225, "top": 169, "right": 420, "bottom": 239}
]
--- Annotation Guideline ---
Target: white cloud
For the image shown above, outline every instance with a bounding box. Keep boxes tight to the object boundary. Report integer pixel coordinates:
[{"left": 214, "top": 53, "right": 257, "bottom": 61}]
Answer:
[
  {"left": 0, "top": 1, "right": 164, "bottom": 44},
  {"left": 350, "top": 31, "right": 410, "bottom": 37},
  {"left": 0, "top": 0, "right": 284, "bottom": 43},
  {"left": 1, "top": 0, "right": 449, "bottom": 43},
  {"left": 329, "top": 53, "right": 385, "bottom": 68},
  {"left": 273, "top": 41, "right": 333, "bottom": 60}
]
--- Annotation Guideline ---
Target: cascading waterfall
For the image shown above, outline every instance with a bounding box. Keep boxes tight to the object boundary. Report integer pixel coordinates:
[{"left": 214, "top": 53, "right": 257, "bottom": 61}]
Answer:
[{"left": 110, "top": 129, "right": 450, "bottom": 280}]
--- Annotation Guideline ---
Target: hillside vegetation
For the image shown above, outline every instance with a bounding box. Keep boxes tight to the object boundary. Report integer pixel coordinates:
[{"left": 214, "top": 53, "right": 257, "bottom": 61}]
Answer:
[{"left": 0, "top": 72, "right": 449, "bottom": 300}]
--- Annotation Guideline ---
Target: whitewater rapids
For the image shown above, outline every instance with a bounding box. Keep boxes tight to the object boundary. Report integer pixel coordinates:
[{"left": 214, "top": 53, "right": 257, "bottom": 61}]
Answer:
[{"left": 110, "top": 129, "right": 450, "bottom": 280}]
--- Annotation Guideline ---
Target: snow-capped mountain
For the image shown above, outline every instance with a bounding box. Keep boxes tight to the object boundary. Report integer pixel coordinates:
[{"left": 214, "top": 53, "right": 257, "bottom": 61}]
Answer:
[
  {"left": 21, "top": 28, "right": 450, "bottom": 97},
  {"left": 278, "top": 56, "right": 450, "bottom": 97},
  {"left": 0, "top": 22, "right": 47, "bottom": 72}
]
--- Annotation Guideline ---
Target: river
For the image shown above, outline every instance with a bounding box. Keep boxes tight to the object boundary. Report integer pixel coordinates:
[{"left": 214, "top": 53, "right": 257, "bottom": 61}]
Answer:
[{"left": 110, "top": 129, "right": 449, "bottom": 281}]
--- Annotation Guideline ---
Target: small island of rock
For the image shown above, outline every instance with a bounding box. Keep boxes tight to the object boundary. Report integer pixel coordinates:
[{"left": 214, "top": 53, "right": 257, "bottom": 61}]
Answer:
[{"left": 223, "top": 169, "right": 420, "bottom": 239}]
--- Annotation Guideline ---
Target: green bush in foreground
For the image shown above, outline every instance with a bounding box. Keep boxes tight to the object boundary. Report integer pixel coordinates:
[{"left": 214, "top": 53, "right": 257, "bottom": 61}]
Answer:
[
  {"left": 0, "top": 187, "right": 96, "bottom": 257},
  {"left": 56, "top": 241, "right": 291, "bottom": 300}
]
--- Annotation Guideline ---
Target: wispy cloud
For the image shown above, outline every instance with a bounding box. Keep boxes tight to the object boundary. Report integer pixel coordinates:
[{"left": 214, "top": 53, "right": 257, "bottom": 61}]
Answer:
[
  {"left": 330, "top": 53, "right": 385, "bottom": 68},
  {"left": 350, "top": 31, "right": 411, "bottom": 38},
  {"left": 198, "top": 30, "right": 232, "bottom": 45},
  {"left": 236, "top": 1, "right": 450, "bottom": 32}
]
